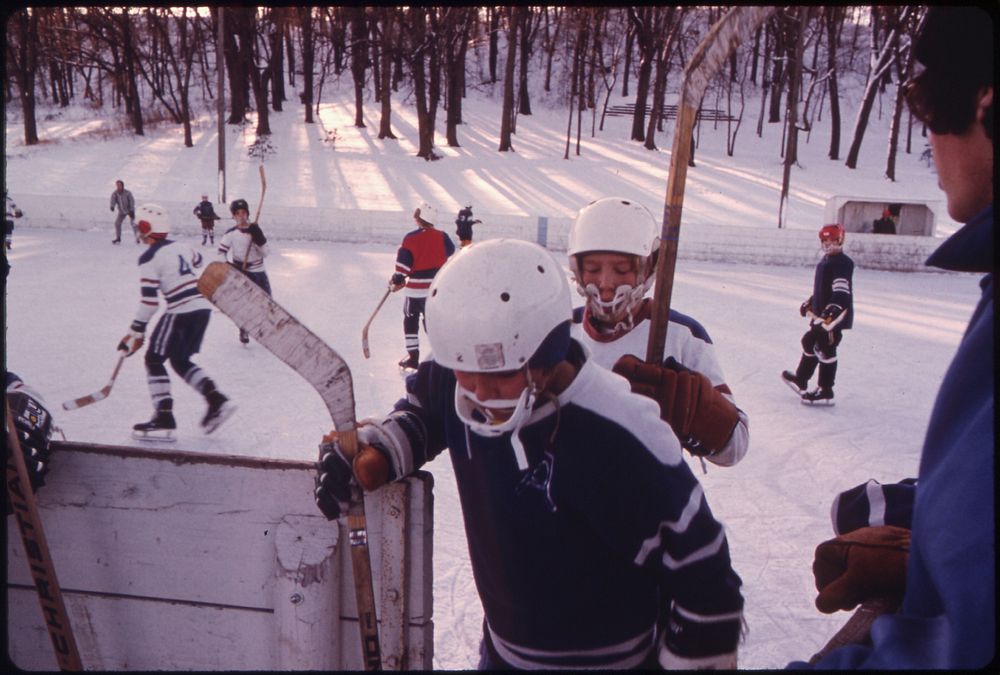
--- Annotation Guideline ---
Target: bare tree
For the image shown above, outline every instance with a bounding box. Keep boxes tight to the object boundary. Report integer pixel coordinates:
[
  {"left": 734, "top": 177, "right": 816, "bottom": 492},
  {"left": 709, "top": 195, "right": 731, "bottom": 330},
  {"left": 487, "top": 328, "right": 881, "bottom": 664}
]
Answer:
[
  {"left": 643, "top": 8, "right": 684, "bottom": 151},
  {"left": 408, "top": 7, "right": 440, "bottom": 159},
  {"left": 297, "top": 7, "right": 315, "bottom": 123},
  {"left": 778, "top": 6, "right": 812, "bottom": 228},
  {"left": 824, "top": 6, "right": 846, "bottom": 159},
  {"left": 376, "top": 6, "right": 398, "bottom": 139},
  {"left": 348, "top": 7, "right": 368, "bottom": 127},
  {"left": 6, "top": 8, "right": 41, "bottom": 144},
  {"left": 498, "top": 6, "right": 518, "bottom": 152},
  {"left": 885, "top": 7, "right": 922, "bottom": 180},
  {"left": 444, "top": 7, "right": 473, "bottom": 146}
]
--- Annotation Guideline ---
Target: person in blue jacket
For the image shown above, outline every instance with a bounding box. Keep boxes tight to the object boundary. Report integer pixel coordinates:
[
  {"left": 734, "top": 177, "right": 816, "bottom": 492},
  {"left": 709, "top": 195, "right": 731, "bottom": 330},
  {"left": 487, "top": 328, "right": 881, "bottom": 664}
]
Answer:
[{"left": 790, "top": 6, "right": 994, "bottom": 669}]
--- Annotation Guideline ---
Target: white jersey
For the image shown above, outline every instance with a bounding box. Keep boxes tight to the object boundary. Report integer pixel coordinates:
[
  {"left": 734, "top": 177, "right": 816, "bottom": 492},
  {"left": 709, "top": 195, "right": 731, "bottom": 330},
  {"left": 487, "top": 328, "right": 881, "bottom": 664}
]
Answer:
[
  {"left": 133, "top": 239, "right": 212, "bottom": 327},
  {"left": 571, "top": 301, "right": 749, "bottom": 467},
  {"left": 217, "top": 226, "right": 268, "bottom": 273}
]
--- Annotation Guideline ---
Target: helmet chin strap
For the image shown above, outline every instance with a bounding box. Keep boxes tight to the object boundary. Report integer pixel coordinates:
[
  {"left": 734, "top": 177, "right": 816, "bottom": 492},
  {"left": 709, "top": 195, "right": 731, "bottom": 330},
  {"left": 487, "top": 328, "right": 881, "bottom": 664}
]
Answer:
[
  {"left": 583, "top": 283, "right": 643, "bottom": 335},
  {"left": 454, "top": 371, "right": 540, "bottom": 470}
]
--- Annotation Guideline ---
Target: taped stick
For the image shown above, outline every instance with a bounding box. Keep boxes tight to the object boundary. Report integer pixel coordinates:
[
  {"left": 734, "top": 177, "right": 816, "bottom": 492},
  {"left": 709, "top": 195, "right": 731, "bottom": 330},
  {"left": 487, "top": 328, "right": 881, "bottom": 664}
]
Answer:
[
  {"left": 808, "top": 598, "right": 894, "bottom": 664},
  {"left": 5, "top": 400, "right": 83, "bottom": 670},
  {"left": 61, "top": 352, "right": 126, "bottom": 410},
  {"left": 242, "top": 164, "right": 266, "bottom": 272}
]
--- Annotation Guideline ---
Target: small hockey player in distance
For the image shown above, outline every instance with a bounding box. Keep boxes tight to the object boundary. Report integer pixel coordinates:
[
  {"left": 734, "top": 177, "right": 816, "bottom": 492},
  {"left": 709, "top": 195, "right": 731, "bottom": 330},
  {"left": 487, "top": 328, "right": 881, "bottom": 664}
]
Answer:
[
  {"left": 781, "top": 224, "right": 855, "bottom": 405},
  {"left": 109, "top": 179, "right": 136, "bottom": 245},
  {"left": 389, "top": 202, "right": 455, "bottom": 371},
  {"left": 567, "top": 197, "right": 748, "bottom": 467},
  {"left": 119, "top": 203, "right": 235, "bottom": 441},
  {"left": 217, "top": 198, "right": 271, "bottom": 344},
  {"left": 193, "top": 193, "right": 222, "bottom": 246},
  {"left": 315, "top": 238, "right": 744, "bottom": 669},
  {"left": 454, "top": 204, "right": 481, "bottom": 247}
]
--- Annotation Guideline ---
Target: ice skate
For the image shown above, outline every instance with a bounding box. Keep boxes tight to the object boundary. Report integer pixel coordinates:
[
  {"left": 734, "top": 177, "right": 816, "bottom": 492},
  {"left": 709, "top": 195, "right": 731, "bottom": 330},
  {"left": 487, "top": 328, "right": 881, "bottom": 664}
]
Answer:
[
  {"left": 132, "top": 409, "right": 177, "bottom": 442},
  {"left": 398, "top": 354, "right": 419, "bottom": 372},
  {"left": 202, "top": 392, "right": 236, "bottom": 434},
  {"left": 801, "top": 387, "right": 835, "bottom": 406},
  {"left": 781, "top": 370, "right": 807, "bottom": 396}
]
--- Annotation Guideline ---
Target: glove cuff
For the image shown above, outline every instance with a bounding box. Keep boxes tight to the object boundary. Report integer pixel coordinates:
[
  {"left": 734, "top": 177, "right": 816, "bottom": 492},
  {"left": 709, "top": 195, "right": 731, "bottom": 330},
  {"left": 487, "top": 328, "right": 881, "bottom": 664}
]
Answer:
[
  {"left": 660, "top": 603, "right": 742, "bottom": 664},
  {"left": 129, "top": 321, "right": 147, "bottom": 334},
  {"left": 358, "top": 410, "right": 425, "bottom": 479}
]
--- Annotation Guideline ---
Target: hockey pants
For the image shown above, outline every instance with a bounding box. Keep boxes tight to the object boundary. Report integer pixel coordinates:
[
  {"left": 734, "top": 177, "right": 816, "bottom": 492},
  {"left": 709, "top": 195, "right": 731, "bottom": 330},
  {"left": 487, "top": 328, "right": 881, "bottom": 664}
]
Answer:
[
  {"left": 795, "top": 325, "right": 844, "bottom": 390},
  {"left": 402, "top": 296, "right": 427, "bottom": 362},
  {"left": 144, "top": 309, "right": 219, "bottom": 411}
]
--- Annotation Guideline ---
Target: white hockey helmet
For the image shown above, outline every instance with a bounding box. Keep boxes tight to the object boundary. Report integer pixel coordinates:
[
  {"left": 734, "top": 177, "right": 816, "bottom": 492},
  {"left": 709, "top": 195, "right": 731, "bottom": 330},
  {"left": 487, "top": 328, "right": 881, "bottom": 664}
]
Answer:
[
  {"left": 136, "top": 203, "right": 171, "bottom": 239},
  {"left": 414, "top": 201, "right": 439, "bottom": 226},
  {"left": 566, "top": 197, "right": 659, "bottom": 327},
  {"left": 425, "top": 238, "right": 572, "bottom": 373}
]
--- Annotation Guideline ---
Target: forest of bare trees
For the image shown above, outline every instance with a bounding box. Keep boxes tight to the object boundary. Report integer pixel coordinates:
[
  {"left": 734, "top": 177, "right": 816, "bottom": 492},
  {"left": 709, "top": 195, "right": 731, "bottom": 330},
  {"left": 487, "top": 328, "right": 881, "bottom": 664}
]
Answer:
[{"left": 5, "top": 6, "right": 928, "bottom": 179}]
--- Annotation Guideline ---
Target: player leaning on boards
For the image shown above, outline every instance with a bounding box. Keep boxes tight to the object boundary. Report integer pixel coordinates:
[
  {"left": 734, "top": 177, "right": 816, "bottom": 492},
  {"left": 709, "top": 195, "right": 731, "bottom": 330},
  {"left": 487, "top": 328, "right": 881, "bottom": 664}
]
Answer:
[
  {"left": 567, "top": 197, "right": 748, "bottom": 467},
  {"left": 316, "top": 238, "right": 745, "bottom": 669},
  {"left": 119, "top": 203, "right": 236, "bottom": 441},
  {"left": 389, "top": 201, "right": 456, "bottom": 371},
  {"left": 781, "top": 223, "right": 854, "bottom": 406},
  {"left": 217, "top": 198, "right": 271, "bottom": 344}
]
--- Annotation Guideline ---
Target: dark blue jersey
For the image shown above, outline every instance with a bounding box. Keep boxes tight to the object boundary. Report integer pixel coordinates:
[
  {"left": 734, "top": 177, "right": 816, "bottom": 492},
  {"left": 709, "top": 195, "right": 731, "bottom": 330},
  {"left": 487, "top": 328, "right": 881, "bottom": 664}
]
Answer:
[
  {"left": 380, "top": 339, "right": 743, "bottom": 668},
  {"left": 811, "top": 251, "right": 854, "bottom": 329}
]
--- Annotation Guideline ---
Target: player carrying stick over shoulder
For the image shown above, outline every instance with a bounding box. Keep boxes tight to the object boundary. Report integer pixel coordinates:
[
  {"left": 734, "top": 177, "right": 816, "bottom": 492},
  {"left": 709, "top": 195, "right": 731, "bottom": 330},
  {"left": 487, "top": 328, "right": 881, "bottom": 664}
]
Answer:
[
  {"left": 217, "top": 198, "right": 272, "bottom": 344},
  {"left": 315, "top": 238, "right": 745, "bottom": 669},
  {"left": 119, "top": 204, "right": 236, "bottom": 441},
  {"left": 567, "top": 197, "right": 748, "bottom": 467}
]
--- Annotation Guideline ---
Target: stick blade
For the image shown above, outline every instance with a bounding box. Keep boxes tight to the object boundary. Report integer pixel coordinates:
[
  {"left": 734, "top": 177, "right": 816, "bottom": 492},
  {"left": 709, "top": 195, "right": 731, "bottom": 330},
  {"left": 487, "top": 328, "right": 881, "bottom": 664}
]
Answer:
[{"left": 62, "top": 388, "right": 109, "bottom": 411}]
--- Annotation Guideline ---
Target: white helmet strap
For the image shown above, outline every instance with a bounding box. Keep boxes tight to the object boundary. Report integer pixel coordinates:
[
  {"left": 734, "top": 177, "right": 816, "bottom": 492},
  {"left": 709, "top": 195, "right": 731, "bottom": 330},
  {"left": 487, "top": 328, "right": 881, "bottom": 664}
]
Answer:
[{"left": 453, "top": 372, "right": 539, "bottom": 470}]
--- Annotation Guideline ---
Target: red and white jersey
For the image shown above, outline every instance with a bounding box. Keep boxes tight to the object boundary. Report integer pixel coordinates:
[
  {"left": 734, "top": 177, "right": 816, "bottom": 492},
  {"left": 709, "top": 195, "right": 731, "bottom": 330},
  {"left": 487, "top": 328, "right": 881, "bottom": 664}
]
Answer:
[
  {"left": 571, "top": 299, "right": 749, "bottom": 467},
  {"left": 133, "top": 239, "right": 211, "bottom": 326}
]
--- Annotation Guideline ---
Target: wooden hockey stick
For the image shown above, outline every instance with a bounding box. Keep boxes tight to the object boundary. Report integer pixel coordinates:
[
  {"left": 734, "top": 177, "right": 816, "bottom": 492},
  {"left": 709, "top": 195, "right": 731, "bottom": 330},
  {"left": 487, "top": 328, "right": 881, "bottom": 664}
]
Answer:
[
  {"left": 646, "top": 6, "right": 777, "bottom": 364},
  {"left": 198, "top": 262, "right": 382, "bottom": 669},
  {"left": 361, "top": 287, "right": 392, "bottom": 359},
  {"left": 5, "top": 400, "right": 83, "bottom": 670},
  {"left": 808, "top": 597, "right": 894, "bottom": 664},
  {"left": 61, "top": 352, "right": 127, "bottom": 411},
  {"left": 242, "top": 164, "right": 266, "bottom": 272}
]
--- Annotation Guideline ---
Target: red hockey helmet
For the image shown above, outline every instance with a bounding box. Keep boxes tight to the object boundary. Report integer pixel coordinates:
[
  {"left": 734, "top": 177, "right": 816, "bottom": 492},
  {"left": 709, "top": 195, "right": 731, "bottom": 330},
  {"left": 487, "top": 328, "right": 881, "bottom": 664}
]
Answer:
[{"left": 819, "top": 224, "right": 845, "bottom": 252}]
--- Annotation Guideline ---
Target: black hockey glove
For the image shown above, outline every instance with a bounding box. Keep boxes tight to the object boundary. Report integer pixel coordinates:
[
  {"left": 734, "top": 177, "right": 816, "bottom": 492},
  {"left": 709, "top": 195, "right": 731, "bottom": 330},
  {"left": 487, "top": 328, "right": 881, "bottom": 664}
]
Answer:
[
  {"left": 117, "top": 322, "right": 147, "bottom": 357},
  {"left": 800, "top": 297, "right": 813, "bottom": 317},
  {"left": 821, "top": 303, "right": 843, "bottom": 323},
  {"left": 314, "top": 430, "right": 395, "bottom": 520},
  {"left": 246, "top": 223, "right": 267, "bottom": 246},
  {"left": 5, "top": 388, "right": 56, "bottom": 515},
  {"left": 659, "top": 602, "right": 741, "bottom": 669},
  {"left": 389, "top": 273, "right": 406, "bottom": 292}
]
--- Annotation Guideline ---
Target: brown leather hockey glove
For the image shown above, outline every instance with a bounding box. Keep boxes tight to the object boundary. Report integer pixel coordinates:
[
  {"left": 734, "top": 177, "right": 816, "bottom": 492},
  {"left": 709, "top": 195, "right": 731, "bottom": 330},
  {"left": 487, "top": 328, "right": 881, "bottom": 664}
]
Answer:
[
  {"left": 612, "top": 354, "right": 740, "bottom": 456},
  {"left": 813, "top": 525, "right": 910, "bottom": 614}
]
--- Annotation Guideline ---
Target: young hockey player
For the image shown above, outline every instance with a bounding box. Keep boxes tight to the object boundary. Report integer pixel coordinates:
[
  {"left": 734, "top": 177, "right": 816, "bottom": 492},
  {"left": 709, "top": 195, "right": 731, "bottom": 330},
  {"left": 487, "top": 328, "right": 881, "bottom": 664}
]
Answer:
[
  {"left": 118, "top": 203, "right": 235, "bottom": 440},
  {"left": 389, "top": 202, "right": 455, "bottom": 370},
  {"left": 109, "top": 179, "right": 136, "bottom": 244},
  {"left": 217, "top": 198, "right": 271, "bottom": 344},
  {"left": 193, "top": 194, "right": 221, "bottom": 246},
  {"left": 454, "top": 204, "right": 481, "bottom": 247},
  {"left": 567, "top": 197, "right": 748, "bottom": 467},
  {"left": 791, "top": 6, "right": 994, "bottom": 668},
  {"left": 316, "top": 238, "right": 745, "bottom": 669},
  {"left": 781, "top": 223, "right": 854, "bottom": 405}
]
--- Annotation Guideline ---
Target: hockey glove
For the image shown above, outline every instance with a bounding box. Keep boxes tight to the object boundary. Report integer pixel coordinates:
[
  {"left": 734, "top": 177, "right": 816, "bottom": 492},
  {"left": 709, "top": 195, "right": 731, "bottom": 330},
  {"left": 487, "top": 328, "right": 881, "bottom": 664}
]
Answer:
[
  {"left": 800, "top": 297, "right": 813, "bottom": 317},
  {"left": 117, "top": 325, "right": 146, "bottom": 357},
  {"left": 813, "top": 525, "right": 910, "bottom": 614},
  {"left": 389, "top": 273, "right": 406, "bottom": 292},
  {"left": 612, "top": 354, "right": 740, "bottom": 457},
  {"left": 658, "top": 603, "right": 741, "bottom": 669},
  {"left": 314, "top": 416, "right": 419, "bottom": 520},
  {"left": 246, "top": 223, "right": 267, "bottom": 246}
]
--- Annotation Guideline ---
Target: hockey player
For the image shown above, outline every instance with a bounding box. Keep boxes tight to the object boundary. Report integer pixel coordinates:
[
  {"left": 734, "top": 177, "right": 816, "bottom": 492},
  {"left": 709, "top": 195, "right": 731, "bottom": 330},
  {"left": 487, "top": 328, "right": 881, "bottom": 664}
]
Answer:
[
  {"left": 454, "top": 204, "right": 481, "bottom": 247},
  {"left": 217, "top": 198, "right": 271, "bottom": 344},
  {"left": 389, "top": 202, "right": 455, "bottom": 370},
  {"left": 791, "top": 6, "right": 993, "bottom": 668},
  {"left": 567, "top": 197, "right": 747, "bottom": 467},
  {"left": 781, "top": 223, "right": 854, "bottom": 405},
  {"left": 192, "top": 194, "right": 221, "bottom": 246},
  {"left": 109, "top": 179, "right": 136, "bottom": 245},
  {"left": 119, "top": 203, "right": 235, "bottom": 440},
  {"left": 315, "top": 238, "right": 744, "bottom": 669},
  {"left": 5, "top": 190, "right": 22, "bottom": 250}
]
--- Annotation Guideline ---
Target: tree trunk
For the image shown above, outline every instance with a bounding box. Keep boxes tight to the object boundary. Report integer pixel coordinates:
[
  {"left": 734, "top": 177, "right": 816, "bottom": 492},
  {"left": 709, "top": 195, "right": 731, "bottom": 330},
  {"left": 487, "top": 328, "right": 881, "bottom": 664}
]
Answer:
[
  {"left": 349, "top": 7, "right": 368, "bottom": 128},
  {"left": 779, "top": 7, "right": 809, "bottom": 228},
  {"left": 517, "top": 6, "right": 532, "bottom": 115},
  {"left": 8, "top": 9, "right": 41, "bottom": 145},
  {"left": 826, "top": 7, "right": 843, "bottom": 160},
  {"left": 121, "top": 12, "right": 144, "bottom": 135},
  {"left": 488, "top": 6, "right": 499, "bottom": 83},
  {"left": 410, "top": 8, "right": 437, "bottom": 159},
  {"left": 845, "top": 21, "right": 902, "bottom": 168},
  {"left": 378, "top": 7, "right": 397, "bottom": 139},
  {"left": 498, "top": 6, "right": 519, "bottom": 152},
  {"left": 299, "top": 7, "right": 315, "bottom": 123}
]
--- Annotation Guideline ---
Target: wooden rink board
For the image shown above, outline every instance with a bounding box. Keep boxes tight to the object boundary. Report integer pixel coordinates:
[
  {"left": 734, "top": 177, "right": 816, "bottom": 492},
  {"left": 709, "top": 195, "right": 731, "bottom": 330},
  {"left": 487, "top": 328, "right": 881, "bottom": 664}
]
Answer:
[{"left": 7, "top": 441, "right": 433, "bottom": 670}]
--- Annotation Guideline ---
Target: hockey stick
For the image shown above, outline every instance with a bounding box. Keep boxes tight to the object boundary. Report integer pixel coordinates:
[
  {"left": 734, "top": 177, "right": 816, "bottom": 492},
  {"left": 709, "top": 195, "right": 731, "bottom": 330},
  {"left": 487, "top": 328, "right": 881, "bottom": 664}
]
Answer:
[
  {"left": 808, "top": 597, "right": 895, "bottom": 664},
  {"left": 197, "top": 262, "right": 382, "bottom": 670},
  {"left": 5, "top": 400, "right": 84, "bottom": 670},
  {"left": 646, "top": 6, "right": 776, "bottom": 364},
  {"left": 61, "top": 352, "right": 127, "bottom": 411},
  {"left": 242, "top": 164, "right": 266, "bottom": 273},
  {"left": 361, "top": 286, "right": 392, "bottom": 359}
]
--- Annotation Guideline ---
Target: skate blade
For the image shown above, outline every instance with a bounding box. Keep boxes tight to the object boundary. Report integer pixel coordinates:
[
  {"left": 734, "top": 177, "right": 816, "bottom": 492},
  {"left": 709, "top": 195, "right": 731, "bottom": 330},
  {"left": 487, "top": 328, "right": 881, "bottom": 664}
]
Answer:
[
  {"left": 780, "top": 374, "right": 804, "bottom": 396},
  {"left": 801, "top": 397, "right": 835, "bottom": 407},
  {"left": 203, "top": 401, "right": 237, "bottom": 435},
  {"left": 132, "top": 429, "right": 177, "bottom": 443}
]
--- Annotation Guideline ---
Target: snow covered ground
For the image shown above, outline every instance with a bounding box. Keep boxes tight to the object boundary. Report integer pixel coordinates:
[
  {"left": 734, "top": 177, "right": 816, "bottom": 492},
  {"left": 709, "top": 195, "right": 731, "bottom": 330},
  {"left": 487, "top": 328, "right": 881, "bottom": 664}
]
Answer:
[{"left": 4, "top": 76, "right": 981, "bottom": 668}]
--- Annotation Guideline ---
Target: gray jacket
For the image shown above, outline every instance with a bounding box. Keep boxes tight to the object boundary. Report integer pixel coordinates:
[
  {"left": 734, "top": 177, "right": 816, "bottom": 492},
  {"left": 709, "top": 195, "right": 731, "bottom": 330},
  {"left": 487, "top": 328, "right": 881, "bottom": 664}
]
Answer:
[{"left": 110, "top": 189, "right": 135, "bottom": 216}]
